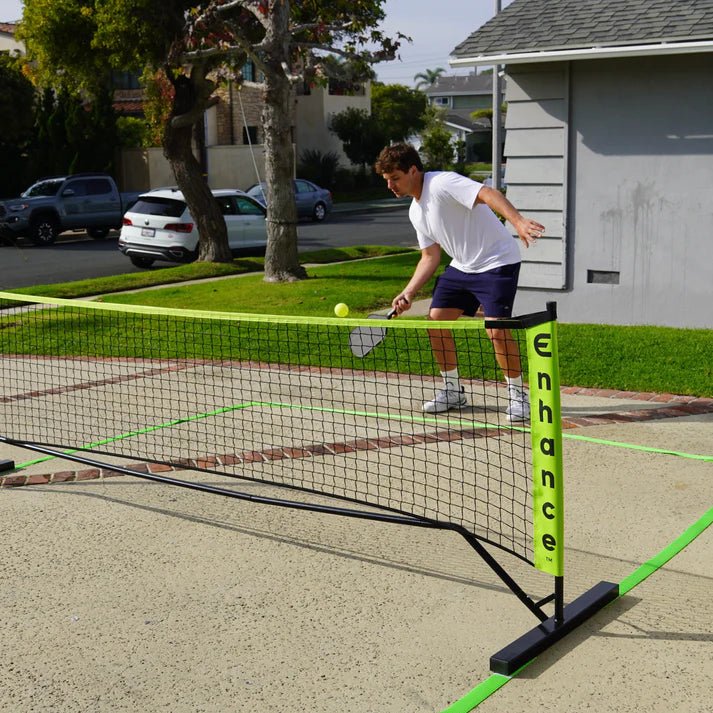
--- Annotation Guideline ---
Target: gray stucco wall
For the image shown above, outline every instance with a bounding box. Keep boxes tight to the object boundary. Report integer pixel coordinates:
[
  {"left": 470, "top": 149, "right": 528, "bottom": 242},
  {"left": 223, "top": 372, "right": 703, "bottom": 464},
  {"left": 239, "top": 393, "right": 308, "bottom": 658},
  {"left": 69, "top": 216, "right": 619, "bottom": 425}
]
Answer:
[{"left": 506, "top": 54, "right": 713, "bottom": 328}]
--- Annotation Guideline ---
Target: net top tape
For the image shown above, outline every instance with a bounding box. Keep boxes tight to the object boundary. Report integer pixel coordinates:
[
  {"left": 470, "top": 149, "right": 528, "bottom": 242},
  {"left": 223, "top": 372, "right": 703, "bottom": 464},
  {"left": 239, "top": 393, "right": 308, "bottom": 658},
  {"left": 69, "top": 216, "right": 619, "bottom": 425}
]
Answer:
[{"left": 0, "top": 291, "right": 490, "bottom": 331}]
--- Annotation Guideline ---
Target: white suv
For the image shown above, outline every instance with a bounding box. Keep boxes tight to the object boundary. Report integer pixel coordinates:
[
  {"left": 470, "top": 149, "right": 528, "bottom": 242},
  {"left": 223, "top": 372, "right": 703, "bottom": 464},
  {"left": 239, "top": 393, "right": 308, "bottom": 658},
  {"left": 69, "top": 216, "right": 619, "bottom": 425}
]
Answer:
[{"left": 118, "top": 188, "right": 267, "bottom": 268}]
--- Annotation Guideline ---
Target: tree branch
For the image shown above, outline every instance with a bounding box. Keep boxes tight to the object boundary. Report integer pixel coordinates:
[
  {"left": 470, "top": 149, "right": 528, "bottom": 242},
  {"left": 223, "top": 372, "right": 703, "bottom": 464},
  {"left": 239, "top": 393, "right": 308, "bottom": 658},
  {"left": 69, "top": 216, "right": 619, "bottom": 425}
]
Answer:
[
  {"left": 170, "top": 63, "right": 219, "bottom": 129},
  {"left": 191, "top": 0, "right": 270, "bottom": 32},
  {"left": 289, "top": 19, "right": 353, "bottom": 35},
  {"left": 295, "top": 42, "right": 397, "bottom": 64}
]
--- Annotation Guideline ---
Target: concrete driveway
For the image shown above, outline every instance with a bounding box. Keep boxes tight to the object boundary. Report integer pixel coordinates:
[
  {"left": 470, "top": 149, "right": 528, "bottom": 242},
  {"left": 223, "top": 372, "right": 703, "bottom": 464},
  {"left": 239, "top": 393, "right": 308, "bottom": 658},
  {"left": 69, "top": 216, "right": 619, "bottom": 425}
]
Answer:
[{"left": 1, "top": 381, "right": 711, "bottom": 712}]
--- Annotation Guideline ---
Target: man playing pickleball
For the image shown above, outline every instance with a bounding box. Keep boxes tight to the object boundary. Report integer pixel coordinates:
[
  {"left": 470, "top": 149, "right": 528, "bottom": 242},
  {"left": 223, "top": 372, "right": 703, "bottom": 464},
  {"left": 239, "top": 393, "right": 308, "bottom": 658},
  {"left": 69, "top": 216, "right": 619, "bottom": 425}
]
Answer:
[{"left": 375, "top": 143, "right": 544, "bottom": 421}]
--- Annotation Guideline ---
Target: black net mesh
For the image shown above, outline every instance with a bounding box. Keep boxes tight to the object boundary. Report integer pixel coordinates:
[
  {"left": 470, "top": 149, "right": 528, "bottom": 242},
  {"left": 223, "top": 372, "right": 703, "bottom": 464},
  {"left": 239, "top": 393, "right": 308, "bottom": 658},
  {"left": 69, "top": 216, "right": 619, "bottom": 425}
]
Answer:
[{"left": 0, "top": 294, "right": 536, "bottom": 563}]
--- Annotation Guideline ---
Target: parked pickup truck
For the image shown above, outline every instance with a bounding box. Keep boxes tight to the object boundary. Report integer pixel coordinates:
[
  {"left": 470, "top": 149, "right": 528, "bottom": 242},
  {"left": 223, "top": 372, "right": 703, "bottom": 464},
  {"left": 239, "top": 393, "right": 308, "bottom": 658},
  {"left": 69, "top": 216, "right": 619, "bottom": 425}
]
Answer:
[{"left": 0, "top": 173, "right": 141, "bottom": 245}]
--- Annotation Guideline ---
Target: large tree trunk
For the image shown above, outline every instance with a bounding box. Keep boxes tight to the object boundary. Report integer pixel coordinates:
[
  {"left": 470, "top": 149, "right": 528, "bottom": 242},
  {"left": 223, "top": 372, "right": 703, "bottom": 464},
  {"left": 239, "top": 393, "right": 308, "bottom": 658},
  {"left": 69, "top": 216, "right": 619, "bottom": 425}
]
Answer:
[
  {"left": 163, "top": 71, "right": 232, "bottom": 263},
  {"left": 262, "top": 1, "right": 307, "bottom": 282}
]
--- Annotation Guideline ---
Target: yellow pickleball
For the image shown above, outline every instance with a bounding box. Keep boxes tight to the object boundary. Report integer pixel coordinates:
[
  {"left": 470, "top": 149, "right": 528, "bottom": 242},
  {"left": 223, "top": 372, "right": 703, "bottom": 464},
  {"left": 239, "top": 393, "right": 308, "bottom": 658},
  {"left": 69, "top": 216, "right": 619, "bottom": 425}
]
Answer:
[{"left": 334, "top": 303, "right": 349, "bottom": 317}]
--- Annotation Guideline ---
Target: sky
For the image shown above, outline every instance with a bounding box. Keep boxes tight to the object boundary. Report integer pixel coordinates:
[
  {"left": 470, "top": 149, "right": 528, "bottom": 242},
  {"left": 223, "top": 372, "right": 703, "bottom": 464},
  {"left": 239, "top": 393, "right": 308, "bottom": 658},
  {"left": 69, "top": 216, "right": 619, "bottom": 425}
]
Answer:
[
  {"left": 0, "top": 0, "right": 21, "bottom": 22},
  {"left": 0, "top": 0, "right": 515, "bottom": 85},
  {"left": 374, "top": 0, "right": 516, "bottom": 84}
]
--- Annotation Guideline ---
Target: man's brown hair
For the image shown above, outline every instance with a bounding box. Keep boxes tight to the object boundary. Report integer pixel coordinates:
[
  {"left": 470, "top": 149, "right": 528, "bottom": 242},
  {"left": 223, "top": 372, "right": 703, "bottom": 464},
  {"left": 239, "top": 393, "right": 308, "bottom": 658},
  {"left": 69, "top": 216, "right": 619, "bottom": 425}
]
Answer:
[{"left": 374, "top": 143, "right": 423, "bottom": 174}]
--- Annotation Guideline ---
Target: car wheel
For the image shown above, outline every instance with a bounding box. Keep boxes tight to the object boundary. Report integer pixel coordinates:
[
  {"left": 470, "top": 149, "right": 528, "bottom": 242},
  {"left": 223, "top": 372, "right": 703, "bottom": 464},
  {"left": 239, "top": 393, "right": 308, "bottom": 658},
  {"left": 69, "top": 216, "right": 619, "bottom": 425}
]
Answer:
[
  {"left": 129, "top": 255, "right": 155, "bottom": 268},
  {"left": 312, "top": 202, "right": 327, "bottom": 222},
  {"left": 30, "top": 216, "right": 59, "bottom": 246},
  {"left": 88, "top": 228, "right": 110, "bottom": 240}
]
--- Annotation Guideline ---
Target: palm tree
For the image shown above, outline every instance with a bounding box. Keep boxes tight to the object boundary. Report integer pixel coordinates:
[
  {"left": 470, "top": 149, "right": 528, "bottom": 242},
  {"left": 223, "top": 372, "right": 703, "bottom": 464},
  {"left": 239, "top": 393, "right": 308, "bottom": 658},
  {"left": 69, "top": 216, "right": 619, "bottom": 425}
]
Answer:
[{"left": 414, "top": 67, "right": 446, "bottom": 90}]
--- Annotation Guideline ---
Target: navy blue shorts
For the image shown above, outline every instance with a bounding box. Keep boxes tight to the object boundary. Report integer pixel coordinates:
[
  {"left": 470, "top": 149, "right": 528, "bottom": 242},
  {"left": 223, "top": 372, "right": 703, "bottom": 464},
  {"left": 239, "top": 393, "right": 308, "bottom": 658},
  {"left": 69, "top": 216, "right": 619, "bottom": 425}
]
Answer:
[{"left": 431, "top": 263, "right": 521, "bottom": 318}]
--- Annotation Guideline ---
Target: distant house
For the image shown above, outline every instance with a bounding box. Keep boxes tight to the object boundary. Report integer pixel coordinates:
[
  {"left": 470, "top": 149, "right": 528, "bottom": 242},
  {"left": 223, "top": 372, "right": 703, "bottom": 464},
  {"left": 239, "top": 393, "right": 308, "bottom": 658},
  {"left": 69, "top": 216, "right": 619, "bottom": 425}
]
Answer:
[
  {"left": 424, "top": 72, "right": 500, "bottom": 162},
  {"left": 294, "top": 75, "right": 371, "bottom": 169},
  {"left": 203, "top": 62, "right": 371, "bottom": 172},
  {"left": 0, "top": 21, "right": 23, "bottom": 54},
  {"left": 451, "top": 0, "right": 713, "bottom": 328},
  {"left": 424, "top": 71, "right": 492, "bottom": 116}
]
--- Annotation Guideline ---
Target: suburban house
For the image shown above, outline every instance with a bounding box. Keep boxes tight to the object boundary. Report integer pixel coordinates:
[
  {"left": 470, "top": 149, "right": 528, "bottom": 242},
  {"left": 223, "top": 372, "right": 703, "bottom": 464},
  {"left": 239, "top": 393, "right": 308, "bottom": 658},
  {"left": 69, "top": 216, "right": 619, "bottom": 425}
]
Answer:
[
  {"left": 0, "top": 21, "right": 22, "bottom": 54},
  {"left": 295, "top": 75, "right": 371, "bottom": 168},
  {"left": 451, "top": 0, "right": 713, "bottom": 329},
  {"left": 424, "top": 71, "right": 493, "bottom": 114},
  {"left": 424, "top": 72, "right": 499, "bottom": 162},
  {"left": 3, "top": 17, "right": 363, "bottom": 191},
  {"left": 134, "top": 64, "right": 371, "bottom": 190}
]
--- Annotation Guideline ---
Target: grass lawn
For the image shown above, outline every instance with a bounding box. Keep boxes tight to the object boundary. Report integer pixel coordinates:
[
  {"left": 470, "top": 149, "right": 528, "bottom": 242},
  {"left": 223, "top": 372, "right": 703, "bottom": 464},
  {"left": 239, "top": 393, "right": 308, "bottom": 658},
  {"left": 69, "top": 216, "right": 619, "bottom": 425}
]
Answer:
[
  {"left": 2, "top": 248, "right": 712, "bottom": 397},
  {"left": 98, "top": 251, "right": 430, "bottom": 316}
]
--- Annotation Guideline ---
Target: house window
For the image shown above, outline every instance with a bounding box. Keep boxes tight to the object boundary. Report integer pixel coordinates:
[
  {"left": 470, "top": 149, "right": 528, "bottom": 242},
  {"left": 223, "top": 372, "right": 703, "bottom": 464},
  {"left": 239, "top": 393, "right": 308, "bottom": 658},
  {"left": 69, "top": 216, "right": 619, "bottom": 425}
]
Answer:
[
  {"left": 432, "top": 97, "right": 450, "bottom": 107},
  {"left": 328, "top": 78, "right": 362, "bottom": 96},
  {"left": 110, "top": 70, "right": 141, "bottom": 90},
  {"left": 242, "top": 61, "right": 255, "bottom": 82},
  {"left": 242, "top": 126, "right": 259, "bottom": 145}
]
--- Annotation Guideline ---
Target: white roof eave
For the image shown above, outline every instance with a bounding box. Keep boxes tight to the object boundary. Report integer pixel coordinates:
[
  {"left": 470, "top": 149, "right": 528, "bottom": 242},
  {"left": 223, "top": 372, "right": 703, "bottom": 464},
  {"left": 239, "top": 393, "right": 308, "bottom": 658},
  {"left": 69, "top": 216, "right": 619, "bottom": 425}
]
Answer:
[{"left": 450, "top": 39, "right": 713, "bottom": 67}]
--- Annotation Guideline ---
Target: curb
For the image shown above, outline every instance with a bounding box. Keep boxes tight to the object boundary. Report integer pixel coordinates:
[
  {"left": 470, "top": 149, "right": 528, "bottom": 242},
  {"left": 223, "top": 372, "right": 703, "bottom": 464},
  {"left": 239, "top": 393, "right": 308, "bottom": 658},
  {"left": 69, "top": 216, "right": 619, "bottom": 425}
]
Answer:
[{"left": 332, "top": 199, "right": 409, "bottom": 215}]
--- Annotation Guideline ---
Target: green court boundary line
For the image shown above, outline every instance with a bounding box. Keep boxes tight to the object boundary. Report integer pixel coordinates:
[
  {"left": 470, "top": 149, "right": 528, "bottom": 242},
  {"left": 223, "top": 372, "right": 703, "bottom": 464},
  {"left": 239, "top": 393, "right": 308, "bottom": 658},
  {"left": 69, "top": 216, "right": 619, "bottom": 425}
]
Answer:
[
  {"left": 561, "top": 432, "right": 713, "bottom": 462},
  {"left": 0, "top": 290, "right": 483, "bottom": 330},
  {"left": 14, "top": 400, "right": 505, "bottom": 470},
  {"left": 14, "top": 399, "right": 711, "bottom": 471},
  {"left": 440, "top": 673, "right": 512, "bottom": 712},
  {"left": 439, "top": 504, "right": 713, "bottom": 712},
  {"left": 619, "top": 504, "right": 713, "bottom": 594},
  {"left": 14, "top": 400, "right": 265, "bottom": 469}
]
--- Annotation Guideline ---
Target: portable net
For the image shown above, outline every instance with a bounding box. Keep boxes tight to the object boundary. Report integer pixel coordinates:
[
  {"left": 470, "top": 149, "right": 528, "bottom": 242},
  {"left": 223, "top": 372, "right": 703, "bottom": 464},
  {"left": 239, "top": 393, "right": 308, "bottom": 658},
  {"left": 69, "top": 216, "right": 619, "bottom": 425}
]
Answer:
[{"left": 0, "top": 292, "right": 534, "bottom": 563}]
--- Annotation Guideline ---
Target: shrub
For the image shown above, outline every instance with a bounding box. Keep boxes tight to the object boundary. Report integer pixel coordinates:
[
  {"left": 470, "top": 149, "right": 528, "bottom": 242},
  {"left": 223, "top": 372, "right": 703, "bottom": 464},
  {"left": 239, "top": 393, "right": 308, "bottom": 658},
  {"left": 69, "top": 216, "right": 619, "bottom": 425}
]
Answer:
[{"left": 297, "top": 149, "right": 341, "bottom": 187}]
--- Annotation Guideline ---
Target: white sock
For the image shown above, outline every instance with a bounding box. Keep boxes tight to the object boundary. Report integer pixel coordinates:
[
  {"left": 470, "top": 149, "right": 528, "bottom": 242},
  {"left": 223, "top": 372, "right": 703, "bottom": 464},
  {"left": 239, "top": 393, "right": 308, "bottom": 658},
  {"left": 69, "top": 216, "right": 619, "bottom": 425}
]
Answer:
[
  {"left": 506, "top": 375, "right": 523, "bottom": 389},
  {"left": 441, "top": 368, "right": 460, "bottom": 390}
]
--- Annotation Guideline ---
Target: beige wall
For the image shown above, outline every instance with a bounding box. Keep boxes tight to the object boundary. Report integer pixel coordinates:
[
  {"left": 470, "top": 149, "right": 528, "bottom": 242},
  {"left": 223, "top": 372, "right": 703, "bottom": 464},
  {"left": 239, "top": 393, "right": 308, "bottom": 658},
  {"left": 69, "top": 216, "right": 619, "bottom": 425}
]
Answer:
[
  {"left": 0, "top": 34, "right": 23, "bottom": 53},
  {"left": 118, "top": 148, "right": 176, "bottom": 192},
  {"left": 295, "top": 84, "right": 371, "bottom": 167},
  {"left": 206, "top": 145, "right": 267, "bottom": 190},
  {"left": 118, "top": 145, "right": 286, "bottom": 192}
]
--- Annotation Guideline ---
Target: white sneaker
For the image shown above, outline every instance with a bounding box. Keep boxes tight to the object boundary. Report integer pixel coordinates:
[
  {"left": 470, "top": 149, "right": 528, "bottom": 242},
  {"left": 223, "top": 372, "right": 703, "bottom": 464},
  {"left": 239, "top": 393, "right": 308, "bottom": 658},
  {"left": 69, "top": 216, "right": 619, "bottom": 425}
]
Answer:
[
  {"left": 423, "top": 386, "right": 468, "bottom": 414},
  {"left": 506, "top": 385, "right": 530, "bottom": 422}
]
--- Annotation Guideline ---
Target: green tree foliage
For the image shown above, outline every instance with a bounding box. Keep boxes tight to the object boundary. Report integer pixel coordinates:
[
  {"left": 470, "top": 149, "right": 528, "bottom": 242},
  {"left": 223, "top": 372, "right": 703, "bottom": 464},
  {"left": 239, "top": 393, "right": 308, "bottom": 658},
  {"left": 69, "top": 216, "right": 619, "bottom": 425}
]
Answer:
[
  {"left": 330, "top": 83, "right": 426, "bottom": 171},
  {"left": 470, "top": 104, "right": 507, "bottom": 122},
  {"left": 371, "top": 83, "right": 427, "bottom": 144},
  {"left": 19, "top": 0, "right": 403, "bottom": 278},
  {"left": 329, "top": 107, "right": 385, "bottom": 171},
  {"left": 36, "top": 88, "right": 79, "bottom": 175},
  {"left": 297, "top": 149, "right": 341, "bottom": 188},
  {"left": 116, "top": 116, "right": 150, "bottom": 149},
  {"left": 420, "top": 106, "right": 454, "bottom": 169},
  {"left": 0, "top": 53, "right": 36, "bottom": 197},
  {"left": 413, "top": 66, "right": 445, "bottom": 90},
  {"left": 29, "top": 86, "right": 117, "bottom": 176}
]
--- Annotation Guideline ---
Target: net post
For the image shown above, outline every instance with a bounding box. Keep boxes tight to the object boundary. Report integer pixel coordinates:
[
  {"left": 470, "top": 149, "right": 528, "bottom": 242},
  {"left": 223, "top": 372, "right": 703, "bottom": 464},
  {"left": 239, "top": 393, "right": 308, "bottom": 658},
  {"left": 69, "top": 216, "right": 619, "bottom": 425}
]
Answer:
[
  {"left": 489, "top": 580, "right": 619, "bottom": 675},
  {"left": 489, "top": 302, "right": 619, "bottom": 674},
  {"left": 554, "top": 575, "right": 564, "bottom": 626}
]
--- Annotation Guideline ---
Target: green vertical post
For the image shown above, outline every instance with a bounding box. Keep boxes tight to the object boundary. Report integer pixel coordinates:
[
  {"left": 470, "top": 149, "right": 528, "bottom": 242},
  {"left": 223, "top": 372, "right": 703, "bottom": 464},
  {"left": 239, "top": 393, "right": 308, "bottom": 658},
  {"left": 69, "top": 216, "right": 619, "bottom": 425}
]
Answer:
[{"left": 525, "top": 303, "right": 565, "bottom": 578}]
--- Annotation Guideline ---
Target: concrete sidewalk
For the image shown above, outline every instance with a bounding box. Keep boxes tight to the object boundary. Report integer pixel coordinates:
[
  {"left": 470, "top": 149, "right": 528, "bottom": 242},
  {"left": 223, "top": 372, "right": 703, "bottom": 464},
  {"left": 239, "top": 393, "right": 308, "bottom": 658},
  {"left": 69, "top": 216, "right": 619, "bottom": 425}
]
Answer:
[{"left": 332, "top": 196, "right": 410, "bottom": 215}]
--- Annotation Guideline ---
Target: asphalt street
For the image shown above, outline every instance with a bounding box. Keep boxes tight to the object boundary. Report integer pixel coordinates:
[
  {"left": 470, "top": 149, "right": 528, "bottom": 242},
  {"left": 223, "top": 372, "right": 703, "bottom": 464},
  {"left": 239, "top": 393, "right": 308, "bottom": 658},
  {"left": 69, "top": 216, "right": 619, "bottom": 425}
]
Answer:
[{"left": 0, "top": 206, "right": 414, "bottom": 291}]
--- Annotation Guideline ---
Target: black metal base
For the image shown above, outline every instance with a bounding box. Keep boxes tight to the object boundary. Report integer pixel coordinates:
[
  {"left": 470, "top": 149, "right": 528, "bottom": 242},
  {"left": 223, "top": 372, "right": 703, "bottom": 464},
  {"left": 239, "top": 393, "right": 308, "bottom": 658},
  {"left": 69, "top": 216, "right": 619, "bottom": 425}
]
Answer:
[
  {"left": 0, "top": 459, "right": 15, "bottom": 473},
  {"left": 490, "top": 580, "right": 619, "bottom": 675}
]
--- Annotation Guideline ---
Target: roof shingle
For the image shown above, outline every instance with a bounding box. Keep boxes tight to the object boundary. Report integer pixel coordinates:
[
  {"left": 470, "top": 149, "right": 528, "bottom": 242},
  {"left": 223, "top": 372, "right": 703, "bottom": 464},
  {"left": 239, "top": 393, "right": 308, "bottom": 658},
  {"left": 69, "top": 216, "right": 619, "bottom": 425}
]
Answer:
[{"left": 452, "top": 0, "right": 713, "bottom": 58}]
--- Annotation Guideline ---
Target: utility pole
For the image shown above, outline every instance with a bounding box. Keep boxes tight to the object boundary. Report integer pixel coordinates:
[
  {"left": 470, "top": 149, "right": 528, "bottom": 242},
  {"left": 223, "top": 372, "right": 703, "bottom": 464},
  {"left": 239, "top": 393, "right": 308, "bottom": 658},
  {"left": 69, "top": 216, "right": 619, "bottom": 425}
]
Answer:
[{"left": 492, "top": 0, "right": 503, "bottom": 190}]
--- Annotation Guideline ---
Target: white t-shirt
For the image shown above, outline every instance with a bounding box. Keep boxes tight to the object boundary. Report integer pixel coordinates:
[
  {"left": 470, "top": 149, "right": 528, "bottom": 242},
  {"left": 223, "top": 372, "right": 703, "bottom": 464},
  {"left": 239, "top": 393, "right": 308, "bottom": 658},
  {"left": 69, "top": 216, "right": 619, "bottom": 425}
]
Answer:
[{"left": 409, "top": 171, "right": 521, "bottom": 273}]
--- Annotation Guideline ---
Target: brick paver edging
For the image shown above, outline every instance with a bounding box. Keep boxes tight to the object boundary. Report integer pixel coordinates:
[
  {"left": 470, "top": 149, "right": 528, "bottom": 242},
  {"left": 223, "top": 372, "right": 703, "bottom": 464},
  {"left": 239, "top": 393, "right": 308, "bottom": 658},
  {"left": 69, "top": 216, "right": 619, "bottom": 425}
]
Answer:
[{"left": 2, "top": 388, "right": 712, "bottom": 489}]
